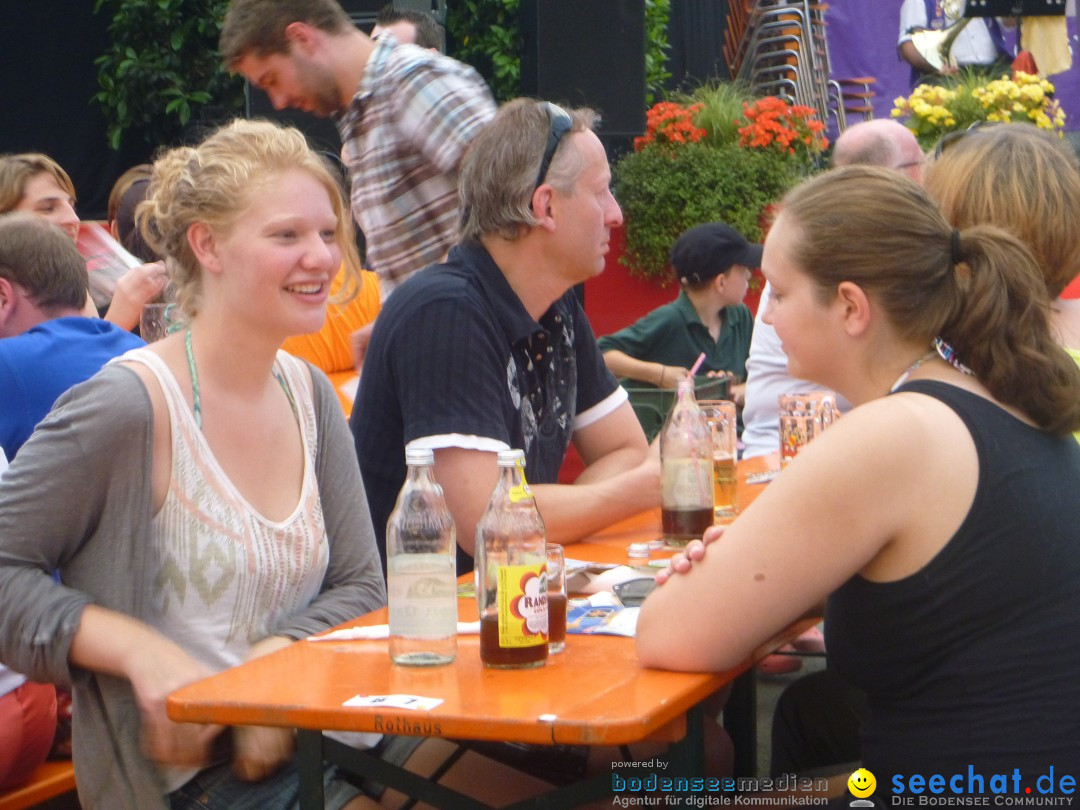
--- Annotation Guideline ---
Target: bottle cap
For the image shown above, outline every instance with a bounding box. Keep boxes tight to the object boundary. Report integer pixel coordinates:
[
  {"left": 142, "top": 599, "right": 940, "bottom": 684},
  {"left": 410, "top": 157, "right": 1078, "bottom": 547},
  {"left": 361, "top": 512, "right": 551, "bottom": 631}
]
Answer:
[
  {"left": 497, "top": 448, "right": 526, "bottom": 467},
  {"left": 405, "top": 446, "right": 435, "bottom": 466},
  {"left": 627, "top": 542, "right": 650, "bottom": 561}
]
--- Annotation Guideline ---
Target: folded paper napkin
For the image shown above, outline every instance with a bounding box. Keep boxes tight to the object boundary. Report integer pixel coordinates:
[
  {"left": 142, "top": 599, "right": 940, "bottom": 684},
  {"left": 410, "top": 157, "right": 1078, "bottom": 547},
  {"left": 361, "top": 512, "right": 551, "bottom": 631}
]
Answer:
[{"left": 309, "top": 621, "right": 481, "bottom": 642}]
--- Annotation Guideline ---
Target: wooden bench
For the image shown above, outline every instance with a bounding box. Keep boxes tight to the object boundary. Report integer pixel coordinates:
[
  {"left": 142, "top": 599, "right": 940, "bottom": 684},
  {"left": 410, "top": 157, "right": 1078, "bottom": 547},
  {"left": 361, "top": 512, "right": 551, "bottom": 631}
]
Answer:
[{"left": 0, "top": 761, "right": 76, "bottom": 810}]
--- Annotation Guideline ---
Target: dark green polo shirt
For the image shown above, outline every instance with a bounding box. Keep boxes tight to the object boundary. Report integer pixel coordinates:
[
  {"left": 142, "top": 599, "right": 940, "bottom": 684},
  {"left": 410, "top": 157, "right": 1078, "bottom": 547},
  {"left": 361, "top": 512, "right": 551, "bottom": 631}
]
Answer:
[{"left": 597, "top": 290, "right": 754, "bottom": 384}]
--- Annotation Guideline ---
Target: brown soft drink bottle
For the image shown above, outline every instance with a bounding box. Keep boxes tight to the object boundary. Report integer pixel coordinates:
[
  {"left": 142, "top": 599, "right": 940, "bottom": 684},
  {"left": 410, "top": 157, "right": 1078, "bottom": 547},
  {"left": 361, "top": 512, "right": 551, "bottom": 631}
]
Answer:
[
  {"left": 475, "top": 449, "right": 548, "bottom": 668},
  {"left": 660, "top": 377, "right": 715, "bottom": 546}
]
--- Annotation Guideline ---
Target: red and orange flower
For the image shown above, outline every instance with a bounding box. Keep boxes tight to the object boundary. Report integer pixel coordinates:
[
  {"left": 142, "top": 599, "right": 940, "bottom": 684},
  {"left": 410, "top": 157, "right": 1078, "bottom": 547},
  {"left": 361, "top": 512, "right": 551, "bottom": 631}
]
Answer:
[{"left": 737, "top": 96, "right": 828, "bottom": 160}]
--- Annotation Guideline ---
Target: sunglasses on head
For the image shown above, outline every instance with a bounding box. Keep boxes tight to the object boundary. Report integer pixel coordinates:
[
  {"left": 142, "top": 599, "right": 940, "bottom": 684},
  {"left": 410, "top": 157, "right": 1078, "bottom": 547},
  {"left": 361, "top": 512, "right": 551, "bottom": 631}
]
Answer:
[
  {"left": 933, "top": 120, "right": 1000, "bottom": 159},
  {"left": 533, "top": 102, "right": 573, "bottom": 191}
]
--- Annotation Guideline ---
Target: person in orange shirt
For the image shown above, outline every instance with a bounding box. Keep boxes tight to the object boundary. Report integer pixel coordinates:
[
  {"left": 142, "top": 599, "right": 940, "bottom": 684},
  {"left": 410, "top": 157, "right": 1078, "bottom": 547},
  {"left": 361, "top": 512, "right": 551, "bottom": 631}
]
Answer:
[{"left": 281, "top": 264, "right": 380, "bottom": 416}]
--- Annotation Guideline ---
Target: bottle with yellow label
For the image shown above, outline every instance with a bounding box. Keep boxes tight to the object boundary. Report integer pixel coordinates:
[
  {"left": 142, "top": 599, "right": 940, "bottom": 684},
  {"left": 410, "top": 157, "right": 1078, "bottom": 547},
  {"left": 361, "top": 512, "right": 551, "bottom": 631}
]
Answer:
[{"left": 475, "top": 449, "right": 548, "bottom": 669}]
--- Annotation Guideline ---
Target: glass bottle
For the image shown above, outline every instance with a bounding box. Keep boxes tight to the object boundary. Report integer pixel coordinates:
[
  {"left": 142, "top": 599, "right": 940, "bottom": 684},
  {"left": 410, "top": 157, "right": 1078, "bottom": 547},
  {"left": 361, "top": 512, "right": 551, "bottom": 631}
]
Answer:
[
  {"left": 386, "top": 447, "right": 458, "bottom": 666},
  {"left": 660, "top": 377, "right": 715, "bottom": 546},
  {"left": 475, "top": 449, "right": 548, "bottom": 669}
]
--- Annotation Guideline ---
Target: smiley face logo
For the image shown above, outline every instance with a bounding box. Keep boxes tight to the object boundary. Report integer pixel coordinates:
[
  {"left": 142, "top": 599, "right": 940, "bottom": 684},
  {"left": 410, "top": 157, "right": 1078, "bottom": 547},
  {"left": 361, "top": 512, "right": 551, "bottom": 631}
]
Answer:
[{"left": 848, "top": 768, "right": 877, "bottom": 798}]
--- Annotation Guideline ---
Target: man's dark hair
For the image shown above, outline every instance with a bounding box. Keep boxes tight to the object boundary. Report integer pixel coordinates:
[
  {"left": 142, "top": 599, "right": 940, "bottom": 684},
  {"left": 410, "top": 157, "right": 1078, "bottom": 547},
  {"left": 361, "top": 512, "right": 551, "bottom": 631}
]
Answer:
[
  {"left": 0, "top": 213, "right": 88, "bottom": 313},
  {"left": 374, "top": 4, "right": 443, "bottom": 50},
  {"left": 220, "top": 0, "right": 353, "bottom": 65}
]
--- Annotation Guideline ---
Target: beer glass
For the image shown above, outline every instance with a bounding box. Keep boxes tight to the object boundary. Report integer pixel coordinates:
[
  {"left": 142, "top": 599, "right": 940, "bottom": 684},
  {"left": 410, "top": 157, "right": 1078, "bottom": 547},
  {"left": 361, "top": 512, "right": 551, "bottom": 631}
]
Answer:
[
  {"left": 698, "top": 399, "right": 738, "bottom": 520},
  {"left": 778, "top": 391, "right": 837, "bottom": 468}
]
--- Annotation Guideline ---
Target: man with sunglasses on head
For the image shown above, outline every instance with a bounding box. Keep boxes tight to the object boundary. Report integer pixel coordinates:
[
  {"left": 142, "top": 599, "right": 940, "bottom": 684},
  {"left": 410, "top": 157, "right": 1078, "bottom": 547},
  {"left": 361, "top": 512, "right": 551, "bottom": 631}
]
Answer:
[
  {"left": 220, "top": 0, "right": 494, "bottom": 298},
  {"left": 353, "top": 99, "right": 661, "bottom": 578}
]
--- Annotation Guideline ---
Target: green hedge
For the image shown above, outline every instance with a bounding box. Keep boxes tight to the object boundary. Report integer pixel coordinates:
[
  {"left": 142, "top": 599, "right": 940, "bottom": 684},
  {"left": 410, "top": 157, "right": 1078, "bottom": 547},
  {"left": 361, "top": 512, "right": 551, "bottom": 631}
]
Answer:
[{"left": 613, "top": 142, "right": 801, "bottom": 282}]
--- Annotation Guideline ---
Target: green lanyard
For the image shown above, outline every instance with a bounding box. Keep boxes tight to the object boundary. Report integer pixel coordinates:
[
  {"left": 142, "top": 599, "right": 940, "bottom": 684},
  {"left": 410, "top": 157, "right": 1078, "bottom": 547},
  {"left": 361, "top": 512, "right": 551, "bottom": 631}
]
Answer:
[{"left": 184, "top": 328, "right": 296, "bottom": 431}]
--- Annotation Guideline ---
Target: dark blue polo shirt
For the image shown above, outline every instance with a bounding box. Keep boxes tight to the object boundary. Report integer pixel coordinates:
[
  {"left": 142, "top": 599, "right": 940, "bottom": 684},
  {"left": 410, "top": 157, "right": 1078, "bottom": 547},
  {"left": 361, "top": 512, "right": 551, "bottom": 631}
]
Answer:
[{"left": 352, "top": 240, "right": 622, "bottom": 574}]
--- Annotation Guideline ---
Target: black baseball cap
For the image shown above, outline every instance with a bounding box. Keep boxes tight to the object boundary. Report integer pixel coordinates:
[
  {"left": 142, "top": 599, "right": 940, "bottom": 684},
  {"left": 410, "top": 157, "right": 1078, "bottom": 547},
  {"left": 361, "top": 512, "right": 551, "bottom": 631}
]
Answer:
[{"left": 670, "top": 223, "right": 763, "bottom": 285}]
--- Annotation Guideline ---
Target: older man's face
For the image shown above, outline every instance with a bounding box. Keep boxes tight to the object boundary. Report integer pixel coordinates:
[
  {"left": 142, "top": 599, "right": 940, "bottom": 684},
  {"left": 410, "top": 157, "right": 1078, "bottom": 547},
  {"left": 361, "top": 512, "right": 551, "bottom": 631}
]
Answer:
[
  {"left": 894, "top": 143, "right": 926, "bottom": 183},
  {"left": 547, "top": 131, "right": 624, "bottom": 284}
]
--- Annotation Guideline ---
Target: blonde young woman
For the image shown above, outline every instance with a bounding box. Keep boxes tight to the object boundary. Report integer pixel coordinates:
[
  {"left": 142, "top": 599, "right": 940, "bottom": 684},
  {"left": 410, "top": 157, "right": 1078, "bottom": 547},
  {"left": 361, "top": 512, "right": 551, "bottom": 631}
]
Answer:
[
  {"left": 637, "top": 166, "right": 1080, "bottom": 786},
  {"left": 0, "top": 120, "right": 385, "bottom": 809},
  {"left": 0, "top": 152, "right": 168, "bottom": 329}
]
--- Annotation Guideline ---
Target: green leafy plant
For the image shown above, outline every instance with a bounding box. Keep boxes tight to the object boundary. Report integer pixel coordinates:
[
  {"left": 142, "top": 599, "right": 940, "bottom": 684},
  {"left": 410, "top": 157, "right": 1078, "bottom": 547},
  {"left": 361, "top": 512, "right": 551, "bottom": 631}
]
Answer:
[
  {"left": 447, "top": 0, "right": 522, "bottom": 102},
  {"left": 892, "top": 69, "right": 1066, "bottom": 150},
  {"left": 676, "top": 81, "right": 758, "bottom": 148},
  {"left": 644, "top": 0, "right": 672, "bottom": 105},
  {"left": 93, "top": 0, "right": 244, "bottom": 150},
  {"left": 614, "top": 141, "right": 801, "bottom": 282}
]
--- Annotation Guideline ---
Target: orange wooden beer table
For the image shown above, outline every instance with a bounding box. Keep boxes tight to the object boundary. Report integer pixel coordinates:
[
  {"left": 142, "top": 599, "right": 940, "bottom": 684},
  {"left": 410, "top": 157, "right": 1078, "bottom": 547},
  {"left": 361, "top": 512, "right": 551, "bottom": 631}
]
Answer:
[{"left": 168, "top": 455, "right": 806, "bottom": 806}]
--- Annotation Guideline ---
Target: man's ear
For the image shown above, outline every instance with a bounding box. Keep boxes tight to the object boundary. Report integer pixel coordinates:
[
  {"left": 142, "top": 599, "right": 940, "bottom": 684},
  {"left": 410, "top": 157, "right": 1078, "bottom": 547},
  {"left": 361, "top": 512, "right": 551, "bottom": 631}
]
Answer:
[
  {"left": 186, "top": 222, "right": 223, "bottom": 277},
  {"left": 285, "top": 21, "right": 319, "bottom": 54},
  {"left": 530, "top": 185, "right": 557, "bottom": 233},
  {"left": 835, "top": 280, "right": 871, "bottom": 337},
  {"left": 0, "top": 278, "right": 20, "bottom": 336}
]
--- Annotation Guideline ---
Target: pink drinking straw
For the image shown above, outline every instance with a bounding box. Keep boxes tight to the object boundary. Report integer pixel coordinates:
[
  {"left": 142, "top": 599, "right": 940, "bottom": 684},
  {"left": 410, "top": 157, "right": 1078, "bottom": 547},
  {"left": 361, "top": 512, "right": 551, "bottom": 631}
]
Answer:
[
  {"left": 686, "top": 351, "right": 710, "bottom": 508},
  {"left": 688, "top": 352, "right": 707, "bottom": 377}
]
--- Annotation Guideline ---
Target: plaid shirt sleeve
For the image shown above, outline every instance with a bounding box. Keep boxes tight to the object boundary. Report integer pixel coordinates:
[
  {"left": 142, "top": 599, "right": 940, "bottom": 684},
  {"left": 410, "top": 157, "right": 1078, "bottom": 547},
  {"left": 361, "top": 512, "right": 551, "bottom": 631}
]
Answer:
[{"left": 393, "top": 61, "right": 496, "bottom": 175}]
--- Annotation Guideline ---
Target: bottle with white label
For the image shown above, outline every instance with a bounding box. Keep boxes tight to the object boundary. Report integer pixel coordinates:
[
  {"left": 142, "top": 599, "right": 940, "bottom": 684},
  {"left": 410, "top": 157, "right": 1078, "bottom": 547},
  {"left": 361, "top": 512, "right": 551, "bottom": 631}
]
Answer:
[
  {"left": 660, "top": 377, "right": 715, "bottom": 546},
  {"left": 387, "top": 447, "right": 458, "bottom": 666},
  {"left": 475, "top": 449, "right": 548, "bottom": 669}
]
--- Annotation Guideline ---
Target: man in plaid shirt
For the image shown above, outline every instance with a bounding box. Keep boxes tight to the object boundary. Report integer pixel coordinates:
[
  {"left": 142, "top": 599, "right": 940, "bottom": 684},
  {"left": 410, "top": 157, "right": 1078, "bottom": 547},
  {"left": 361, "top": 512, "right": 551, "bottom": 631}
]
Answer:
[{"left": 221, "top": 0, "right": 495, "bottom": 298}]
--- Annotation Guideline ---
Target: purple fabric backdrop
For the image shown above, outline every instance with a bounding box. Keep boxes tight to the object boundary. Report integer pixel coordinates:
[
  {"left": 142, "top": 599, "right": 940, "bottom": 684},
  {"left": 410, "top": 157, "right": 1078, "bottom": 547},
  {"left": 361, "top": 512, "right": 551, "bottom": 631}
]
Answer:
[{"left": 824, "top": 2, "right": 1079, "bottom": 131}]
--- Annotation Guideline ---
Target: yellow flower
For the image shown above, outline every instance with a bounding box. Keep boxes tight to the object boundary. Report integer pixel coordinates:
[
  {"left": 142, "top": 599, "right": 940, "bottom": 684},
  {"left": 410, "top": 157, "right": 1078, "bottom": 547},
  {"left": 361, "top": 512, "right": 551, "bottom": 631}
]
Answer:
[{"left": 894, "top": 75, "right": 1065, "bottom": 141}]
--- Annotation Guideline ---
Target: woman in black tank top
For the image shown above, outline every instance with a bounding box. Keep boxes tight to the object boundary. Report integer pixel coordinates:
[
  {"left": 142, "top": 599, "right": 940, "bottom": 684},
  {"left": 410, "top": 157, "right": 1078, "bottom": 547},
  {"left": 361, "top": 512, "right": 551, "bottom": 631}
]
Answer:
[{"left": 638, "top": 166, "right": 1080, "bottom": 791}]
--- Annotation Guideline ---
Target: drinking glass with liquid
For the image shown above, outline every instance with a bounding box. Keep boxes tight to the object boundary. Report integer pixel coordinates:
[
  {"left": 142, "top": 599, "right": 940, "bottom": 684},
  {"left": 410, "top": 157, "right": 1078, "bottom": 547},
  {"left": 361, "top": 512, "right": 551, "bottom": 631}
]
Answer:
[
  {"left": 546, "top": 545, "right": 567, "bottom": 654},
  {"left": 698, "top": 399, "right": 738, "bottom": 520},
  {"left": 386, "top": 447, "right": 458, "bottom": 666},
  {"left": 778, "top": 391, "right": 837, "bottom": 468}
]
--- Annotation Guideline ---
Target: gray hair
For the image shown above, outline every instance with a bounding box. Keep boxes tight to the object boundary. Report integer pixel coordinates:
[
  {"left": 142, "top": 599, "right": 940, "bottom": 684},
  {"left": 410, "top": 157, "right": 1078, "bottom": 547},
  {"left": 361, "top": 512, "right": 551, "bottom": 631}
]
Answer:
[{"left": 458, "top": 98, "right": 598, "bottom": 242}]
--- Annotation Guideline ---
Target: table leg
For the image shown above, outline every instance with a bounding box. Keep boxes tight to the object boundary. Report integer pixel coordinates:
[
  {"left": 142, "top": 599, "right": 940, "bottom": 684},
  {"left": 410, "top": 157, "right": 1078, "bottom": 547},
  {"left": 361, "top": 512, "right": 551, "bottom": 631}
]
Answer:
[
  {"left": 665, "top": 702, "right": 705, "bottom": 777},
  {"left": 724, "top": 669, "right": 758, "bottom": 777},
  {"left": 297, "top": 730, "right": 326, "bottom": 810}
]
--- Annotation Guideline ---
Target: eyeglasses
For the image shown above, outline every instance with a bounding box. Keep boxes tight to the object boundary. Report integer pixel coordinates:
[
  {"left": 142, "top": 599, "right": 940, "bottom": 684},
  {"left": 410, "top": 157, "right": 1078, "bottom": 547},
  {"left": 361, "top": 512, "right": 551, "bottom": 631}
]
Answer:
[
  {"left": 533, "top": 102, "right": 573, "bottom": 191},
  {"left": 933, "top": 120, "right": 1000, "bottom": 159}
]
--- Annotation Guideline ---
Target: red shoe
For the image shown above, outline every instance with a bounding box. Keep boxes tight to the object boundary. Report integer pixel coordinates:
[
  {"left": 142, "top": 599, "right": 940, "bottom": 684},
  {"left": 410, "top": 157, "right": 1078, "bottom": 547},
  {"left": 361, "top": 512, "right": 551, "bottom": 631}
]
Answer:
[{"left": 756, "top": 645, "right": 803, "bottom": 675}]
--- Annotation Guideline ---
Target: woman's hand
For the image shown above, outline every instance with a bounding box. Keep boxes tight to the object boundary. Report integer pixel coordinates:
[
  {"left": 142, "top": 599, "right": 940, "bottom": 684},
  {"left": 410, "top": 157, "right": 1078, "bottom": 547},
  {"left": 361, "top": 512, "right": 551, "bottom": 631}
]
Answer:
[
  {"left": 654, "top": 525, "right": 726, "bottom": 586},
  {"left": 351, "top": 323, "right": 375, "bottom": 372},
  {"left": 105, "top": 261, "right": 169, "bottom": 331},
  {"left": 232, "top": 635, "right": 296, "bottom": 780},
  {"left": 232, "top": 725, "right": 295, "bottom": 781},
  {"left": 125, "top": 641, "right": 223, "bottom": 768}
]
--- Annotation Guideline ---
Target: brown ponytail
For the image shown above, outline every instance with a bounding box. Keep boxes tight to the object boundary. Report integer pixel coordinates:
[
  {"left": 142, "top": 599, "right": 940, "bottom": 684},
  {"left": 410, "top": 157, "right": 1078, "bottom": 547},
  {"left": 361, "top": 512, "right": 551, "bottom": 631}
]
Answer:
[
  {"left": 780, "top": 164, "right": 1080, "bottom": 435},
  {"left": 943, "top": 226, "right": 1080, "bottom": 435}
]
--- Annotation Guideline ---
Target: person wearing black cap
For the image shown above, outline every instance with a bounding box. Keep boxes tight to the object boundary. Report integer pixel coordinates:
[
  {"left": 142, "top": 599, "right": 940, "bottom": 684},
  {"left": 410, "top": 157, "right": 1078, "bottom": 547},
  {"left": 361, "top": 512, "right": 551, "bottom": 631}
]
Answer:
[{"left": 598, "top": 222, "right": 758, "bottom": 404}]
